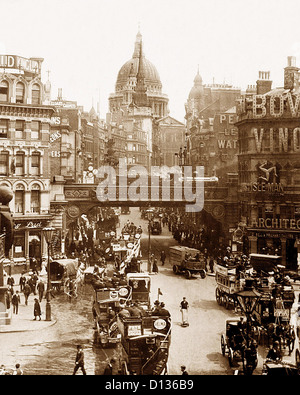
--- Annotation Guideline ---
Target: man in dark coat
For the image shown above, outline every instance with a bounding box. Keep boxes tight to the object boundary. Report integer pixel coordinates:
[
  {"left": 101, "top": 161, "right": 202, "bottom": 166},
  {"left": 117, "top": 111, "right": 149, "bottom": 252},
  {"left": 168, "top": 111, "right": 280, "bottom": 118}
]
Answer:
[
  {"left": 37, "top": 279, "right": 45, "bottom": 302},
  {"left": 19, "top": 273, "right": 26, "bottom": 292},
  {"left": 73, "top": 345, "right": 86, "bottom": 375},
  {"left": 12, "top": 291, "right": 21, "bottom": 314},
  {"left": 23, "top": 282, "right": 31, "bottom": 306},
  {"left": 33, "top": 298, "right": 42, "bottom": 320},
  {"left": 160, "top": 250, "right": 166, "bottom": 266}
]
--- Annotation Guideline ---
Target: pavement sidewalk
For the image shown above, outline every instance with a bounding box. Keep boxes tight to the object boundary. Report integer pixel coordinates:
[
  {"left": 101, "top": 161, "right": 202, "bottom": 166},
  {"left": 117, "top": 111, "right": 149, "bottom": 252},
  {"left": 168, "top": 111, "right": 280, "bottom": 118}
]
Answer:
[{"left": 0, "top": 273, "right": 56, "bottom": 333}]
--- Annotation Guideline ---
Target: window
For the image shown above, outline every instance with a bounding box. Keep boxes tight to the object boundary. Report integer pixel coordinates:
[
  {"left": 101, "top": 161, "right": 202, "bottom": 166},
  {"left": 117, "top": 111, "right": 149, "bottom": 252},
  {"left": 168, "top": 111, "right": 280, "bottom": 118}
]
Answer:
[
  {"left": 15, "top": 120, "right": 24, "bottom": 139},
  {"left": 0, "top": 151, "right": 9, "bottom": 175},
  {"left": 15, "top": 152, "right": 25, "bottom": 176},
  {"left": 16, "top": 82, "right": 25, "bottom": 103},
  {"left": 0, "top": 81, "right": 8, "bottom": 102},
  {"left": 31, "top": 185, "right": 40, "bottom": 213},
  {"left": 15, "top": 186, "right": 25, "bottom": 213},
  {"left": 32, "top": 83, "right": 40, "bottom": 105},
  {"left": 31, "top": 121, "right": 40, "bottom": 139},
  {"left": 0, "top": 119, "right": 8, "bottom": 138},
  {"left": 31, "top": 152, "right": 40, "bottom": 175}
]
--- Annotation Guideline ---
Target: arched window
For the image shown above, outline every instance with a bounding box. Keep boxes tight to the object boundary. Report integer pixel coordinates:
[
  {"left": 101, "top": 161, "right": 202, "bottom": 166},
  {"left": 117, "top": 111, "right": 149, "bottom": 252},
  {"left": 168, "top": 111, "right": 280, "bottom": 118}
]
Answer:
[
  {"left": 16, "top": 82, "right": 25, "bottom": 103},
  {"left": 32, "top": 83, "right": 40, "bottom": 105},
  {"left": 15, "top": 184, "right": 25, "bottom": 213},
  {"left": 31, "top": 184, "right": 40, "bottom": 213},
  {"left": 0, "top": 80, "right": 9, "bottom": 102}
]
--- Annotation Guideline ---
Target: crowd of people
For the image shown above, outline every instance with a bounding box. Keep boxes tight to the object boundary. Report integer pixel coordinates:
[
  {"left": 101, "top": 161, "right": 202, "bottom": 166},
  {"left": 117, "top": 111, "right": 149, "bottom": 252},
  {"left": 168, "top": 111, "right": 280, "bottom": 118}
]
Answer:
[{"left": 5, "top": 271, "right": 45, "bottom": 320}]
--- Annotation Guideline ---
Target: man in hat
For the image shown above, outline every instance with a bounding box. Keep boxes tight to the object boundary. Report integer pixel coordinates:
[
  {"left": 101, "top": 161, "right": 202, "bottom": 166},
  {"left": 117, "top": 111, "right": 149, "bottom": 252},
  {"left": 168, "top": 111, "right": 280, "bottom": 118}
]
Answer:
[
  {"left": 33, "top": 298, "right": 42, "bottom": 321},
  {"left": 180, "top": 297, "right": 189, "bottom": 326},
  {"left": 159, "top": 302, "right": 170, "bottom": 317},
  {"left": 12, "top": 290, "right": 21, "bottom": 314},
  {"left": 181, "top": 365, "right": 188, "bottom": 375},
  {"left": 73, "top": 345, "right": 86, "bottom": 375},
  {"left": 151, "top": 300, "right": 161, "bottom": 315},
  {"left": 266, "top": 340, "right": 282, "bottom": 362}
]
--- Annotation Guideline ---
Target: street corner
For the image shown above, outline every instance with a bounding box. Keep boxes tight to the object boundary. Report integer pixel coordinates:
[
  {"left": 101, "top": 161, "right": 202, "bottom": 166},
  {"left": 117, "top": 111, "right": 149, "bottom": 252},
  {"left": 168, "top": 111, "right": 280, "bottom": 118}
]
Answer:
[{"left": 0, "top": 316, "right": 57, "bottom": 333}]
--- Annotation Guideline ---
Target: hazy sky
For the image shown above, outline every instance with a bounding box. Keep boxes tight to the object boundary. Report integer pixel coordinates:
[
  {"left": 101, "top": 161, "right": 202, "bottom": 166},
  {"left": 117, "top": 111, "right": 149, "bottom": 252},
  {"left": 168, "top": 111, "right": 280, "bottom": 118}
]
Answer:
[{"left": 1, "top": 0, "right": 300, "bottom": 122}]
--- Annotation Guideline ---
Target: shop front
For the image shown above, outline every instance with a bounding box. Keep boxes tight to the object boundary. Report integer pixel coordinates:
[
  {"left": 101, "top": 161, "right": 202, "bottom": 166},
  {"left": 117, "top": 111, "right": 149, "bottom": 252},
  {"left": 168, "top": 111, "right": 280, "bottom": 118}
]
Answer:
[
  {"left": 247, "top": 225, "right": 300, "bottom": 271},
  {"left": 11, "top": 217, "right": 52, "bottom": 272}
]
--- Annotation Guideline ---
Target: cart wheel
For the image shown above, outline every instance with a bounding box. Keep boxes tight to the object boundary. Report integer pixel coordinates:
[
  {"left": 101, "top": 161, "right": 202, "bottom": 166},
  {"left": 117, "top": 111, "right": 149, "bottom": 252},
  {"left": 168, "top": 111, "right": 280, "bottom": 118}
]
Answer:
[
  {"left": 221, "top": 335, "right": 226, "bottom": 356},
  {"left": 296, "top": 349, "right": 300, "bottom": 370},
  {"left": 200, "top": 269, "right": 206, "bottom": 279},
  {"left": 173, "top": 265, "right": 178, "bottom": 274},
  {"left": 185, "top": 270, "right": 192, "bottom": 279},
  {"left": 228, "top": 348, "right": 234, "bottom": 367},
  {"left": 216, "top": 288, "right": 222, "bottom": 305},
  {"left": 224, "top": 295, "right": 230, "bottom": 310}
]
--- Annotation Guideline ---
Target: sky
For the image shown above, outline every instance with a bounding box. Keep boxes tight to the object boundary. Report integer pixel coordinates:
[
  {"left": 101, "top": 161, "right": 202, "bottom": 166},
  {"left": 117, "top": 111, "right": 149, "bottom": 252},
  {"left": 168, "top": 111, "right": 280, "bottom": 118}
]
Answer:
[{"left": 1, "top": 0, "right": 300, "bottom": 122}]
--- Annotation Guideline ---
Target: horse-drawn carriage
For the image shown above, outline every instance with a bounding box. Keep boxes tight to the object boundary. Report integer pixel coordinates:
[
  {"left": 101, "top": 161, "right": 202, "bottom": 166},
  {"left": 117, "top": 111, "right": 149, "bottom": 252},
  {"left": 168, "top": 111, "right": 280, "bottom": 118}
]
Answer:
[
  {"left": 49, "top": 258, "right": 78, "bottom": 292},
  {"left": 215, "top": 262, "right": 246, "bottom": 309},
  {"left": 221, "top": 319, "right": 246, "bottom": 367}
]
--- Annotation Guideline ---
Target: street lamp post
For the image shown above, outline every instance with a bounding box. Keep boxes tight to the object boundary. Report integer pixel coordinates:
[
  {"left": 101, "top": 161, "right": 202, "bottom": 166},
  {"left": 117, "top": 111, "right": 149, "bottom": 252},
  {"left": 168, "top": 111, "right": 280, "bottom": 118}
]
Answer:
[
  {"left": 235, "top": 278, "right": 261, "bottom": 375},
  {"left": 146, "top": 209, "right": 154, "bottom": 273},
  {"left": 43, "top": 227, "right": 55, "bottom": 321}
]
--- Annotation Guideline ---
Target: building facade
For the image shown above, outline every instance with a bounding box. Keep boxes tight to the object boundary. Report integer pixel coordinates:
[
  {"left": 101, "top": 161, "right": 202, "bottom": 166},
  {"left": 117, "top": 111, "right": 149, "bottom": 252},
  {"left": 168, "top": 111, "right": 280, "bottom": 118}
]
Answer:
[
  {"left": 0, "top": 55, "right": 55, "bottom": 269},
  {"left": 236, "top": 57, "right": 300, "bottom": 269},
  {"left": 183, "top": 70, "right": 242, "bottom": 251}
]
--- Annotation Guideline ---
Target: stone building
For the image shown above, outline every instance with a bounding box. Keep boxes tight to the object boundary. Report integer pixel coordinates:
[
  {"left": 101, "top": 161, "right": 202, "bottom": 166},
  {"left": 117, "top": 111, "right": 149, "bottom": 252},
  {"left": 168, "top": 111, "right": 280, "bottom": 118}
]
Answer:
[
  {"left": 183, "top": 70, "right": 242, "bottom": 252},
  {"left": 107, "top": 30, "right": 171, "bottom": 170},
  {"left": 0, "top": 55, "right": 55, "bottom": 270},
  {"left": 152, "top": 116, "right": 185, "bottom": 167},
  {"left": 236, "top": 56, "right": 300, "bottom": 269}
]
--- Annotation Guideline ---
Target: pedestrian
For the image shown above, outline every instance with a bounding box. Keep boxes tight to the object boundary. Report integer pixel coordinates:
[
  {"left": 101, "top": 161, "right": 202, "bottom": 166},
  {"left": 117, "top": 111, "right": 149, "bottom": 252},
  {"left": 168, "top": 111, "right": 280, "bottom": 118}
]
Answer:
[
  {"left": 180, "top": 297, "right": 189, "bottom": 327},
  {"left": 159, "top": 302, "right": 170, "bottom": 317},
  {"left": 13, "top": 364, "right": 23, "bottom": 375},
  {"left": 103, "top": 358, "right": 115, "bottom": 375},
  {"left": 23, "top": 282, "right": 31, "bottom": 306},
  {"left": 209, "top": 257, "right": 214, "bottom": 273},
  {"left": 5, "top": 288, "right": 12, "bottom": 309},
  {"left": 73, "top": 345, "right": 86, "bottom": 375},
  {"left": 7, "top": 275, "right": 15, "bottom": 293},
  {"left": 160, "top": 250, "right": 166, "bottom": 266},
  {"left": 28, "top": 277, "right": 36, "bottom": 295},
  {"left": 31, "top": 272, "right": 38, "bottom": 295},
  {"left": 152, "top": 258, "right": 158, "bottom": 274},
  {"left": 33, "top": 298, "right": 42, "bottom": 321},
  {"left": 37, "top": 279, "right": 45, "bottom": 302},
  {"left": 12, "top": 290, "right": 21, "bottom": 314},
  {"left": 149, "top": 253, "right": 154, "bottom": 273},
  {"left": 19, "top": 272, "right": 26, "bottom": 292},
  {"left": 181, "top": 365, "right": 188, "bottom": 375}
]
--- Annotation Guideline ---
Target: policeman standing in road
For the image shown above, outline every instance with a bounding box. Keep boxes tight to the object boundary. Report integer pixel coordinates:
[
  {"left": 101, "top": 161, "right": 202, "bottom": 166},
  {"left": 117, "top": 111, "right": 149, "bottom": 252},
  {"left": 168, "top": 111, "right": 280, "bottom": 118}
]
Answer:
[{"left": 180, "top": 297, "right": 189, "bottom": 327}]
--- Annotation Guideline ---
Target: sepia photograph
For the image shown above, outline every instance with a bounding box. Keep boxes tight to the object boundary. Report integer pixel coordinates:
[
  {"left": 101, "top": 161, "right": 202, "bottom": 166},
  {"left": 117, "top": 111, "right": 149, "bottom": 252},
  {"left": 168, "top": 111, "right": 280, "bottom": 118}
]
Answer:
[{"left": 0, "top": 0, "right": 300, "bottom": 379}]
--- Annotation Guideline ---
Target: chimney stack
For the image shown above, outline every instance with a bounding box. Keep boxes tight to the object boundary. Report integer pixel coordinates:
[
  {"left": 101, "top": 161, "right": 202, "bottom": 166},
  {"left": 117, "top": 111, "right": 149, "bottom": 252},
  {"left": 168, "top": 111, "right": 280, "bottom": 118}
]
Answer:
[
  {"left": 256, "top": 71, "right": 272, "bottom": 95},
  {"left": 284, "top": 56, "right": 300, "bottom": 91}
]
